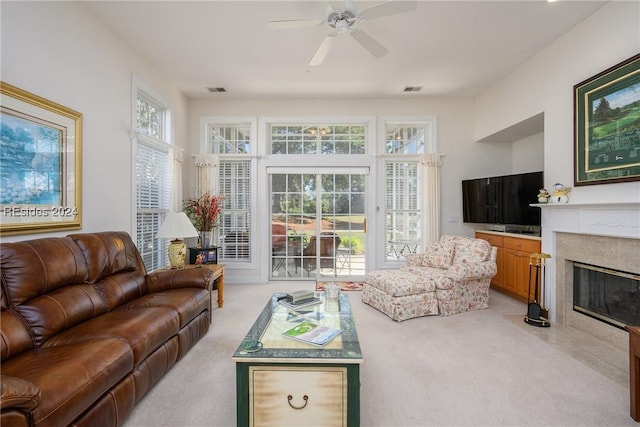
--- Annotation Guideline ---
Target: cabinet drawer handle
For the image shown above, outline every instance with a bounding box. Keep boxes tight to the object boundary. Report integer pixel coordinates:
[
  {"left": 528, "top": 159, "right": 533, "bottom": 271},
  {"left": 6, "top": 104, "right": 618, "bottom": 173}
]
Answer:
[{"left": 287, "top": 394, "right": 309, "bottom": 410}]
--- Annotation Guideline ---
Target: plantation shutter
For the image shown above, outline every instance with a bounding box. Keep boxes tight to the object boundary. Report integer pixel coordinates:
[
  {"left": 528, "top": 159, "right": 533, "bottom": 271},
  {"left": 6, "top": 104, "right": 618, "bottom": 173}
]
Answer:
[
  {"left": 384, "top": 160, "right": 422, "bottom": 260},
  {"left": 136, "top": 140, "right": 171, "bottom": 271},
  {"left": 219, "top": 159, "right": 252, "bottom": 261}
]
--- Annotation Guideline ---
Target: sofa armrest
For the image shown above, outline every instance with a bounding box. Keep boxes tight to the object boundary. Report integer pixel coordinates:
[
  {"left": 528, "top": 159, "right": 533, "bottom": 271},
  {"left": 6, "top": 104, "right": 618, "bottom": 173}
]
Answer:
[
  {"left": 0, "top": 375, "right": 40, "bottom": 411},
  {"left": 448, "top": 261, "right": 497, "bottom": 281},
  {"left": 146, "top": 268, "right": 214, "bottom": 293}
]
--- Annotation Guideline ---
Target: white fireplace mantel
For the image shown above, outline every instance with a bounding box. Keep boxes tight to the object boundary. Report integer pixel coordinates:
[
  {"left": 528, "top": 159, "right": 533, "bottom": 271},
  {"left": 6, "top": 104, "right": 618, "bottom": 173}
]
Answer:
[
  {"left": 534, "top": 202, "right": 640, "bottom": 239},
  {"left": 533, "top": 201, "right": 639, "bottom": 331}
]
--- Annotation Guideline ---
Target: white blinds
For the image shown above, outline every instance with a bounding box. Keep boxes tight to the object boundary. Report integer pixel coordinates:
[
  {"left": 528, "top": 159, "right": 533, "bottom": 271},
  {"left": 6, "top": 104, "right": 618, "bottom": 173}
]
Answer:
[
  {"left": 136, "top": 141, "right": 170, "bottom": 270},
  {"left": 218, "top": 159, "right": 252, "bottom": 261}
]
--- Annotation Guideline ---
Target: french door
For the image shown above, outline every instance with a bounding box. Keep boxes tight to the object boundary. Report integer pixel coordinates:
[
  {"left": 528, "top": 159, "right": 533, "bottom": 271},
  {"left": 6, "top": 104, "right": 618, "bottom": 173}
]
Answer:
[{"left": 269, "top": 169, "right": 367, "bottom": 281}]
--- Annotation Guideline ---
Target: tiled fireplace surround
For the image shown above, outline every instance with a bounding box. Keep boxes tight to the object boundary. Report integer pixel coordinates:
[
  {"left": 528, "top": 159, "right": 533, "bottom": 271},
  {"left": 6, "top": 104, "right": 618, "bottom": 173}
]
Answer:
[{"left": 540, "top": 202, "right": 640, "bottom": 350}]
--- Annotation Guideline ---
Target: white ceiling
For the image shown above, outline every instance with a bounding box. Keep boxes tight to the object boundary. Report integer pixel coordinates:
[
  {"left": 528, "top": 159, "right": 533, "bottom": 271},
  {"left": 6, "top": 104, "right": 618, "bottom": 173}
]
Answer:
[{"left": 83, "top": 0, "right": 606, "bottom": 99}]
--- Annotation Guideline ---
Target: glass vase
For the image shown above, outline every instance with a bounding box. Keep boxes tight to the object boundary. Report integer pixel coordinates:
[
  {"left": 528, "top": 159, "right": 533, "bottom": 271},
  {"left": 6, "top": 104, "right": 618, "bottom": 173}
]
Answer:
[{"left": 200, "top": 230, "right": 213, "bottom": 249}]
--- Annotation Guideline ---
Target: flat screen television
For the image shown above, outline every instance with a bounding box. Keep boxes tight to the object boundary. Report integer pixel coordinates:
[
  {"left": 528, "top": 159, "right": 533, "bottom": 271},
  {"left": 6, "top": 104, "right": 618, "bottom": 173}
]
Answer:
[{"left": 462, "top": 171, "right": 543, "bottom": 226}]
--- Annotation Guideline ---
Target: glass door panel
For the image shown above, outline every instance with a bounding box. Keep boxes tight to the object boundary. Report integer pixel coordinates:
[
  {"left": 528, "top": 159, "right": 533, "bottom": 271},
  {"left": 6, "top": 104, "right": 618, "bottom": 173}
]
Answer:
[{"left": 270, "top": 171, "right": 366, "bottom": 281}]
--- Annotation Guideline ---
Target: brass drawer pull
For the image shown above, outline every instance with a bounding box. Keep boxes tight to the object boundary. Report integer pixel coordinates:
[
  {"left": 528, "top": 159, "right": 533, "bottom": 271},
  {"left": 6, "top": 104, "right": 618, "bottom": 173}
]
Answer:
[{"left": 287, "top": 394, "right": 309, "bottom": 410}]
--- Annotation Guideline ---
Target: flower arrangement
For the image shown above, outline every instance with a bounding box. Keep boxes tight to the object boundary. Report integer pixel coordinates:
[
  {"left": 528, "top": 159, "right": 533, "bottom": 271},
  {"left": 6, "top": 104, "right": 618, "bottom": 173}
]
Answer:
[{"left": 183, "top": 192, "right": 224, "bottom": 231}]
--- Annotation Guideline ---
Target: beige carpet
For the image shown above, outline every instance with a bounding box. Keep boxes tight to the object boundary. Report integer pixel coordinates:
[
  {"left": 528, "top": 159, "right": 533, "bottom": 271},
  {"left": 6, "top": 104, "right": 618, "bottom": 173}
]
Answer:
[{"left": 123, "top": 283, "right": 634, "bottom": 427}]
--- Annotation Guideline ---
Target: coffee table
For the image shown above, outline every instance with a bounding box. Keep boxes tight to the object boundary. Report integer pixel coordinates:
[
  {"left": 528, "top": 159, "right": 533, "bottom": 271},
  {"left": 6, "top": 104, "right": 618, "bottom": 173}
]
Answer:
[{"left": 232, "top": 292, "right": 363, "bottom": 427}]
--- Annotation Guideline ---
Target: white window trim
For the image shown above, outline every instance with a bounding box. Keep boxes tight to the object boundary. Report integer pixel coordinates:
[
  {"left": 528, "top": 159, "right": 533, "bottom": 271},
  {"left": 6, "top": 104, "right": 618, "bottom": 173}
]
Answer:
[
  {"left": 199, "top": 117, "right": 259, "bottom": 272},
  {"left": 377, "top": 116, "right": 438, "bottom": 269},
  {"left": 259, "top": 116, "right": 376, "bottom": 158},
  {"left": 258, "top": 116, "right": 377, "bottom": 279},
  {"left": 379, "top": 116, "right": 438, "bottom": 154},
  {"left": 131, "top": 76, "right": 174, "bottom": 270}
]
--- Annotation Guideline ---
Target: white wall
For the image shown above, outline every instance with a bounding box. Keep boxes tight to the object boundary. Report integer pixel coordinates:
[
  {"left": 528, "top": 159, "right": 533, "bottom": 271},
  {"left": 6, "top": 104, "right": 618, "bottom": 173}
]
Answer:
[
  {"left": 475, "top": 1, "right": 640, "bottom": 204},
  {"left": 0, "top": 2, "right": 189, "bottom": 244},
  {"left": 188, "top": 97, "right": 512, "bottom": 234},
  {"left": 512, "top": 132, "right": 544, "bottom": 174}
]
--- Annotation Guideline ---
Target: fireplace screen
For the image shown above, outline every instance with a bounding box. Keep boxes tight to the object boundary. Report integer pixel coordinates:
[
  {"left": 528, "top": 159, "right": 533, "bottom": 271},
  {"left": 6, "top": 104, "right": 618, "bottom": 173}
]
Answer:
[{"left": 573, "top": 262, "right": 640, "bottom": 329}]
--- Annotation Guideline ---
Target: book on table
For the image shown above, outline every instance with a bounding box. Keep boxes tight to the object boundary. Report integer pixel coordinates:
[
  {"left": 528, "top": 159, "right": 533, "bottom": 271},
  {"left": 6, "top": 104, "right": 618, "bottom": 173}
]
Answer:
[
  {"left": 279, "top": 296, "right": 322, "bottom": 311},
  {"left": 281, "top": 321, "right": 342, "bottom": 347}
]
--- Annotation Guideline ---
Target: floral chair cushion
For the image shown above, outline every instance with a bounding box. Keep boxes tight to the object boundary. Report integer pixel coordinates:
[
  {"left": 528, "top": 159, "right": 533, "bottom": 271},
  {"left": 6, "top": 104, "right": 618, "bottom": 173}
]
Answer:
[
  {"left": 420, "top": 240, "right": 455, "bottom": 269},
  {"left": 441, "top": 235, "right": 492, "bottom": 264}
]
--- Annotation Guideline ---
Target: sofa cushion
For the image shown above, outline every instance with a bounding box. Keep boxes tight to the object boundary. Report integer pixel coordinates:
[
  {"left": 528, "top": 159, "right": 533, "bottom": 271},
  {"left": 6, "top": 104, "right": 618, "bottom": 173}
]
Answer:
[
  {"left": 92, "top": 270, "right": 147, "bottom": 312},
  {"left": 0, "top": 237, "right": 88, "bottom": 306},
  {"left": 1, "top": 311, "right": 34, "bottom": 362},
  {"left": 118, "top": 288, "right": 210, "bottom": 328},
  {"left": 1, "top": 338, "right": 133, "bottom": 427},
  {"left": 13, "top": 284, "right": 108, "bottom": 348},
  {"left": 69, "top": 232, "right": 144, "bottom": 284},
  {"left": 43, "top": 307, "right": 179, "bottom": 365},
  {"left": 420, "top": 240, "right": 455, "bottom": 269}
]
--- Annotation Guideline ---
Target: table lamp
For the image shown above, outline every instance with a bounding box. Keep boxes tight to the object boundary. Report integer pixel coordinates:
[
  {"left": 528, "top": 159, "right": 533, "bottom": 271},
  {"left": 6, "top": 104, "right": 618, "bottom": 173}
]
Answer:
[{"left": 156, "top": 212, "right": 199, "bottom": 269}]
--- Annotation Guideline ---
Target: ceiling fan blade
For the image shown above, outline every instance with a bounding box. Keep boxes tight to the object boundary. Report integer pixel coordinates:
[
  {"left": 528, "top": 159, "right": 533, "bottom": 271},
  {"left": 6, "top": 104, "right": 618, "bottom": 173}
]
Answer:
[
  {"left": 351, "top": 30, "right": 388, "bottom": 59},
  {"left": 309, "top": 34, "right": 336, "bottom": 66},
  {"left": 268, "top": 19, "right": 322, "bottom": 30},
  {"left": 360, "top": 1, "right": 417, "bottom": 21}
]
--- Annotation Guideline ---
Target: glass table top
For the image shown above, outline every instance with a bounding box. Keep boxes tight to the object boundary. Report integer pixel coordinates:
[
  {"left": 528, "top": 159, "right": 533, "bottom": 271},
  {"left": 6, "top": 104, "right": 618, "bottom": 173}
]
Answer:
[{"left": 232, "top": 292, "right": 362, "bottom": 363}]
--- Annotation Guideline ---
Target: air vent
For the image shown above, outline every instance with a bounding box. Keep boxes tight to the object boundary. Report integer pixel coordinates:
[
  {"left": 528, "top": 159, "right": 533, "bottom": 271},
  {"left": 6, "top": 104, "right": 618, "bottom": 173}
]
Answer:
[
  {"left": 403, "top": 86, "right": 423, "bottom": 92},
  {"left": 207, "top": 87, "right": 227, "bottom": 93}
]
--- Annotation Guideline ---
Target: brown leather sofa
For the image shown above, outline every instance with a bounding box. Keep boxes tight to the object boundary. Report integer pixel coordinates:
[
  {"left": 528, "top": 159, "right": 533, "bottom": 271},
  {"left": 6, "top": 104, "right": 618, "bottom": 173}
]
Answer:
[{"left": 0, "top": 231, "right": 214, "bottom": 427}]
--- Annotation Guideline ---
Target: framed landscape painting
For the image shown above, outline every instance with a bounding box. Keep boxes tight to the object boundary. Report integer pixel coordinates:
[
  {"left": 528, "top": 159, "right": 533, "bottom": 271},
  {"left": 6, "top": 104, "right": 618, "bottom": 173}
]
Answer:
[
  {"left": 574, "top": 54, "right": 640, "bottom": 186},
  {"left": 0, "top": 82, "right": 82, "bottom": 235}
]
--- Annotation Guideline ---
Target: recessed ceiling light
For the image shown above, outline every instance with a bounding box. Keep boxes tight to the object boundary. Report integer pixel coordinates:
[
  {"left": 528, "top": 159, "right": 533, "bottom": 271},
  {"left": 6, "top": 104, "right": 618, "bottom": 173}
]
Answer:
[{"left": 207, "top": 87, "right": 227, "bottom": 93}]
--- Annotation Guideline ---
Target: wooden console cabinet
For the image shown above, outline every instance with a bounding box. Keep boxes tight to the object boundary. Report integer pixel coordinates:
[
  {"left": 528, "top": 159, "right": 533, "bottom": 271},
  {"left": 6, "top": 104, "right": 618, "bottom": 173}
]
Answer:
[{"left": 475, "top": 231, "right": 541, "bottom": 302}]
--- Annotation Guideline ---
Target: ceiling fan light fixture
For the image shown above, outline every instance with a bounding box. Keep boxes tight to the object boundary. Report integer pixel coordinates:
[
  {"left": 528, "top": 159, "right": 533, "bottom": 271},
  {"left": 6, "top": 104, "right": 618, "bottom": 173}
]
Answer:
[
  {"left": 334, "top": 19, "right": 351, "bottom": 33},
  {"left": 271, "top": 1, "right": 417, "bottom": 66}
]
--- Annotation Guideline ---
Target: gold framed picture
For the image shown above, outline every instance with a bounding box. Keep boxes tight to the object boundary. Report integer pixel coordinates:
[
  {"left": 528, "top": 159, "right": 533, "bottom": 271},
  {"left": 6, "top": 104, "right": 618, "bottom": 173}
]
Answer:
[{"left": 1, "top": 82, "right": 82, "bottom": 235}]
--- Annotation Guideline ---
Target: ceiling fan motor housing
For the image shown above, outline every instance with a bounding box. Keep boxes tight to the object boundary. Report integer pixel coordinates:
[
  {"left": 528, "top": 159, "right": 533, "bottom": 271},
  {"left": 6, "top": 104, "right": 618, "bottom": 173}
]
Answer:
[{"left": 328, "top": 9, "right": 357, "bottom": 32}]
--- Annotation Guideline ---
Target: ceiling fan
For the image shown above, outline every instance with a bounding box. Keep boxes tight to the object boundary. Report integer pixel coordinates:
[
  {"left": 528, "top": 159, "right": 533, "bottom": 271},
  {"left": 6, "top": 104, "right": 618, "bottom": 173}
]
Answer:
[{"left": 268, "top": 1, "right": 417, "bottom": 66}]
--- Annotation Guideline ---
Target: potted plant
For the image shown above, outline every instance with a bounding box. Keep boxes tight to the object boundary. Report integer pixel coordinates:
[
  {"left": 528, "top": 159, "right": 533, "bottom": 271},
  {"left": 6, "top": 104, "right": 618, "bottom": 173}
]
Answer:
[{"left": 183, "top": 192, "right": 225, "bottom": 248}]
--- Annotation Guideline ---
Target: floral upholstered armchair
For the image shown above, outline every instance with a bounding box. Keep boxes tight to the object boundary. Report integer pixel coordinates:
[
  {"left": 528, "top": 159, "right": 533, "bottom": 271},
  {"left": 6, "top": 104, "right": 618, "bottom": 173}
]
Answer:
[{"left": 400, "top": 234, "right": 498, "bottom": 316}]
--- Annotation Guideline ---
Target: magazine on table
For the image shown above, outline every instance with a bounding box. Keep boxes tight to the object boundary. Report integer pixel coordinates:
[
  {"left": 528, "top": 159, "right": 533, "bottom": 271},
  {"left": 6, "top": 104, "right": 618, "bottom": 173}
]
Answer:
[{"left": 281, "top": 321, "right": 342, "bottom": 347}]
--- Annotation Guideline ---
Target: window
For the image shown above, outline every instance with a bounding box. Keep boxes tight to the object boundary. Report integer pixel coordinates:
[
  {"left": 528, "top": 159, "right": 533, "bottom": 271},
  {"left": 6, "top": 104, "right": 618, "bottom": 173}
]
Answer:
[
  {"left": 206, "top": 122, "right": 254, "bottom": 262},
  {"left": 270, "top": 124, "right": 366, "bottom": 155},
  {"left": 219, "top": 160, "right": 252, "bottom": 261},
  {"left": 384, "top": 160, "right": 421, "bottom": 260},
  {"left": 135, "top": 88, "right": 171, "bottom": 271},
  {"left": 382, "top": 121, "right": 434, "bottom": 262}
]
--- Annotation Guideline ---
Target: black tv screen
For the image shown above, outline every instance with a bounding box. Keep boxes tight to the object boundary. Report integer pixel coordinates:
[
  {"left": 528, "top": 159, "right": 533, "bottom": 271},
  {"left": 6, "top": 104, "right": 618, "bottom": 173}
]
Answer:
[{"left": 462, "top": 172, "right": 542, "bottom": 226}]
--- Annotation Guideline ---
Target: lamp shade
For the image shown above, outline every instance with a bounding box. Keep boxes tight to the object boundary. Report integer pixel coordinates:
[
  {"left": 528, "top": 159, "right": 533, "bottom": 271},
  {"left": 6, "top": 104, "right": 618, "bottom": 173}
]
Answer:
[{"left": 156, "top": 212, "right": 199, "bottom": 240}]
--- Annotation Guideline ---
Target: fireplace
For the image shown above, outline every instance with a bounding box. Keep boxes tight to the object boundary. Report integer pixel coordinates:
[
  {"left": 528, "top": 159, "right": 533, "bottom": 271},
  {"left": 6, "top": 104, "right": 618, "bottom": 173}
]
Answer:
[
  {"left": 573, "top": 262, "right": 640, "bottom": 329},
  {"left": 538, "top": 202, "right": 640, "bottom": 350}
]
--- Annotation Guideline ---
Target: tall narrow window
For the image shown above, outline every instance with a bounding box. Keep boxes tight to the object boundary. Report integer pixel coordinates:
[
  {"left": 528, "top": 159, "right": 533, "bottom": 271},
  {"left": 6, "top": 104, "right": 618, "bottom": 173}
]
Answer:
[
  {"left": 135, "top": 89, "right": 171, "bottom": 271},
  {"left": 206, "top": 122, "right": 254, "bottom": 263},
  {"left": 382, "top": 122, "right": 433, "bottom": 262},
  {"left": 385, "top": 160, "right": 421, "bottom": 260}
]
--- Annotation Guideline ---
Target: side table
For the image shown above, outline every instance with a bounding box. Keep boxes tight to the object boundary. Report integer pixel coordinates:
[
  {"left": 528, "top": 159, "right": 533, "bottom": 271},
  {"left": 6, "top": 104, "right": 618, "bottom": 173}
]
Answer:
[{"left": 195, "top": 263, "right": 225, "bottom": 309}]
